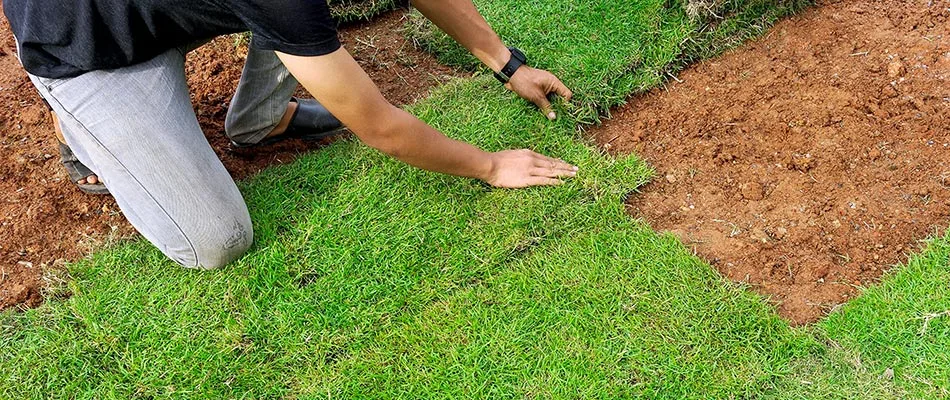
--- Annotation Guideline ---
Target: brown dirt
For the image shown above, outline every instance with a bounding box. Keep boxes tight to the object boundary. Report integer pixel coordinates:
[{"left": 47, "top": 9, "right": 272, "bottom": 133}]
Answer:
[
  {"left": 0, "top": 8, "right": 464, "bottom": 311},
  {"left": 592, "top": 0, "right": 949, "bottom": 325}
]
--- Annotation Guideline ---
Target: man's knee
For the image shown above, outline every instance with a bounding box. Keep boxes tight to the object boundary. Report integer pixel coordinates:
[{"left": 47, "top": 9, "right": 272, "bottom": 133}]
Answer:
[{"left": 180, "top": 215, "right": 254, "bottom": 270}]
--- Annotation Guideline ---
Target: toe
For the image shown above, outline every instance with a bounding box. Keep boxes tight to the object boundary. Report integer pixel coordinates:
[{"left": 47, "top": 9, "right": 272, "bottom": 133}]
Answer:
[{"left": 81, "top": 175, "right": 99, "bottom": 185}]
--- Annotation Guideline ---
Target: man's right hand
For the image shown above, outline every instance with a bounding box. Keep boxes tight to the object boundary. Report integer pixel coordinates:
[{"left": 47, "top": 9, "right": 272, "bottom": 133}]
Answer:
[
  {"left": 277, "top": 48, "right": 578, "bottom": 189},
  {"left": 485, "top": 149, "right": 578, "bottom": 188}
]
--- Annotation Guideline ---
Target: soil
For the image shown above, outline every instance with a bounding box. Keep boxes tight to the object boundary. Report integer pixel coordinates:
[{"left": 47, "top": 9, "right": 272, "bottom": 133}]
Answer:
[
  {"left": 592, "top": 0, "right": 949, "bottom": 324},
  {"left": 0, "top": 8, "right": 464, "bottom": 311}
]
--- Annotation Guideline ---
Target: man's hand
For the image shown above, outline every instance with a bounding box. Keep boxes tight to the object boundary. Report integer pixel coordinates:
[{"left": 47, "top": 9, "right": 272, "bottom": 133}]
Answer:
[
  {"left": 411, "top": 0, "right": 574, "bottom": 120},
  {"left": 485, "top": 149, "right": 578, "bottom": 188},
  {"left": 505, "top": 66, "right": 573, "bottom": 120}
]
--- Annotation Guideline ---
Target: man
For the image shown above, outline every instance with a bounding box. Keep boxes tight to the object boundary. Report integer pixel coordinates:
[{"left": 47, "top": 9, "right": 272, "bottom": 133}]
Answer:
[{"left": 4, "top": 0, "right": 577, "bottom": 269}]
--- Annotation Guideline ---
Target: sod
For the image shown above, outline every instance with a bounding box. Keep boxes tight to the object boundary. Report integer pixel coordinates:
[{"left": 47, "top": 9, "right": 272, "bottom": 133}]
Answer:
[
  {"left": 757, "top": 234, "right": 950, "bottom": 399},
  {"left": 816, "top": 235, "right": 950, "bottom": 398},
  {"left": 2, "top": 0, "right": 947, "bottom": 397}
]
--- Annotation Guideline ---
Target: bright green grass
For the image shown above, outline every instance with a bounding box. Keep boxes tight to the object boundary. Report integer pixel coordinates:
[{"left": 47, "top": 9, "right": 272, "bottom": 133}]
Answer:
[
  {"left": 405, "top": 0, "right": 805, "bottom": 123},
  {"left": 3, "top": 0, "right": 949, "bottom": 398},
  {"left": 816, "top": 235, "right": 950, "bottom": 398},
  {"left": 758, "top": 235, "right": 950, "bottom": 399}
]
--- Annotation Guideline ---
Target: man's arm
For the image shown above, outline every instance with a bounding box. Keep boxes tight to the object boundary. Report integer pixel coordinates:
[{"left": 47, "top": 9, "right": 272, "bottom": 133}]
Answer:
[
  {"left": 411, "top": 0, "right": 573, "bottom": 120},
  {"left": 276, "top": 48, "right": 577, "bottom": 188}
]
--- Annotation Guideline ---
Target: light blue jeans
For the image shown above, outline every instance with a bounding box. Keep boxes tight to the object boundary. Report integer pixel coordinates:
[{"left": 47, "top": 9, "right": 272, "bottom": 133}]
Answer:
[{"left": 27, "top": 45, "right": 299, "bottom": 269}]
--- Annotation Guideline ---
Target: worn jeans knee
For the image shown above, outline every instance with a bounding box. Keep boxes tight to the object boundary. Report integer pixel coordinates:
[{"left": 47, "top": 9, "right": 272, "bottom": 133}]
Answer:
[{"left": 177, "top": 210, "right": 254, "bottom": 270}]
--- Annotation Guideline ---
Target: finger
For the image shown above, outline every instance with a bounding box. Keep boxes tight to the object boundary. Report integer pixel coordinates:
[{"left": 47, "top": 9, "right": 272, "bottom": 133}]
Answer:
[
  {"left": 533, "top": 154, "right": 577, "bottom": 171},
  {"left": 549, "top": 76, "right": 573, "bottom": 101},
  {"left": 526, "top": 176, "right": 564, "bottom": 187},
  {"left": 532, "top": 160, "right": 577, "bottom": 175},
  {"left": 534, "top": 152, "right": 570, "bottom": 165},
  {"left": 533, "top": 96, "right": 555, "bottom": 120},
  {"left": 531, "top": 167, "right": 577, "bottom": 178}
]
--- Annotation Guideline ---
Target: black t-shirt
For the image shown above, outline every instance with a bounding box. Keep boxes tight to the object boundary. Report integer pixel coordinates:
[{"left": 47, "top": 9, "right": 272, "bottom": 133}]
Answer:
[{"left": 4, "top": 0, "right": 341, "bottom": 78}]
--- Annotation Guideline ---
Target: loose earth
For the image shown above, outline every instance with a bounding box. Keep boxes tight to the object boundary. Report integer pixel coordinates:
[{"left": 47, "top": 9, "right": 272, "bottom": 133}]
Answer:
[{"left": 593, "top": 0, "right": 948, "bottom": 324}]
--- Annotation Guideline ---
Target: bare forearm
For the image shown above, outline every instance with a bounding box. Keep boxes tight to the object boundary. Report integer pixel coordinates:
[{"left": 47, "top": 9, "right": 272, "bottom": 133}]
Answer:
[
  {"left": 370, "top": 106, "right": 494, "bottom": 180},
  {"left": 276, "top": 48, "right": 575, "bottom": 189},
  {"left": 411, "top": 0, "right": 510, "bottom": 72},
  {"left": 277, "top": 49, "right": 492, "bottom": 180}
]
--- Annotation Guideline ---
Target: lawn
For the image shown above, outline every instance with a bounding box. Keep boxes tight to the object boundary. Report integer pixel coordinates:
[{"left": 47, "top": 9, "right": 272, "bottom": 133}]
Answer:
[{"left": 2, "top": 0, "right": 949, "bottom": 398}]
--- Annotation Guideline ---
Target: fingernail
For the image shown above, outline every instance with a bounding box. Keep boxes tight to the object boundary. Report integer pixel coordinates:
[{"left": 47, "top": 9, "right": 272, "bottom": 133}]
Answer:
[
  {"left": 573, "top": 166, "right": 579, "bottom": 171},
  {"left": 547, "top": 112, "right": 556, "bottom": 120}
]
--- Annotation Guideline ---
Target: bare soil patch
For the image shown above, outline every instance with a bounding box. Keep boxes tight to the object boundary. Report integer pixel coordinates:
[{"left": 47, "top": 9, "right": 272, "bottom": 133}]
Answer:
[
  {"left": 0, "top": 8, "right": 464, "bottom": 311},
  {"left": 592, "top": 0, "right": 949, "bottom": 324}
]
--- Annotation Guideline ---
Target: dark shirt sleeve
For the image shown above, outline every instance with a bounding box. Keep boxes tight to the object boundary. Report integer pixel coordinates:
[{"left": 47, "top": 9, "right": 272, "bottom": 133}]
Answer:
[{"left": 234, "top": 0, "right": 341, "bottom": 56}]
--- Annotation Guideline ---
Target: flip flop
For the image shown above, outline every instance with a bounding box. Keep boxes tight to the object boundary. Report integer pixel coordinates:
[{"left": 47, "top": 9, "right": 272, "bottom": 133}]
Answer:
[
  {"left": 59, "top": 142, "right": 109, "bottom": 195},
  {"left": 230, "top": 98, "right": 347, "bottom": 149}
]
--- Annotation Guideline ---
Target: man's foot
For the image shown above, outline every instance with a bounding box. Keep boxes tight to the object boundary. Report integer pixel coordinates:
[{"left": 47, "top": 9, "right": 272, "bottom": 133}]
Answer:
[
  {"left": 58, "top": 142, "right": 109, "bottom": 195},
  {"left": 51, "top": 111, "right": 108, "bottom": 194},
  {"left": 230, "top": 98, "right": 345, "bottom": 148}
]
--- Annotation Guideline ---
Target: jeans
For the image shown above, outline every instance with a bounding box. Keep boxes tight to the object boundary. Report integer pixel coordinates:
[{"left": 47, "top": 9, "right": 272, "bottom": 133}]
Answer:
[{"left": 26, "top": 45, "right": 299, "bottom": 269}]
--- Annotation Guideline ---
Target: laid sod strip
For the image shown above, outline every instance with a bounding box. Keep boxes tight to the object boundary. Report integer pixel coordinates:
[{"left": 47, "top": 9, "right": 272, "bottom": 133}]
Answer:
[
  {"left": 763, "top": 336, "right": 904, "bottom": 399},
  {"left": 760, "top": 235, "right": 950, "bottom": 399},
  {"left": 816, "top": 235, "right": 950, "bottom": 398},
  {"left": 292, "top": 200, "right": 815, "bottom": 398},
  {"left": 405, "top": 0, "right": 809, "bottom": 123},
  {"left": 676, "top": 0, "right": 809, "bottom": 64},
  {"left": 406, "top": 0, "right": 688, "bottom": 125}
]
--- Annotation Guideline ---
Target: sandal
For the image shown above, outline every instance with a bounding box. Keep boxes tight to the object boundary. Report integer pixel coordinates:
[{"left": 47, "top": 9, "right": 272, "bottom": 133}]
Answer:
[
  {"left": 230, "top": 98, "right": 347, "bottom": 148},
  {"left": 59, "top": 142, "right": 109, "bottom": 195}
]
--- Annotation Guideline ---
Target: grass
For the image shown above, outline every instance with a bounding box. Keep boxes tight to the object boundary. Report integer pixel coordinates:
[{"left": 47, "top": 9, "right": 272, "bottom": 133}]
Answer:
[
  {"left": 329, "top": 0, "right": 402, "bottom": 23},
  {"left": 817, "top": 235, "right": 950, "bottom": 398},
  {"left": 3, "top": 0, "right": 949, "bottom": 398},
  {"left": 757, "top": 234, "right": 950, "bottom": 399}
]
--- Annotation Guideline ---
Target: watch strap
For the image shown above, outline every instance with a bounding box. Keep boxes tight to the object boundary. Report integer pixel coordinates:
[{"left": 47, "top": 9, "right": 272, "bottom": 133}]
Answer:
[{"left": 494, "top": 47, "right": 526, "bottom": 83}]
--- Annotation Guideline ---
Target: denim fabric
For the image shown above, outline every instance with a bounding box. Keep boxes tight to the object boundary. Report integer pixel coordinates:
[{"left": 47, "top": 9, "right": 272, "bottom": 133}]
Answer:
[{"left": 27, "top": 45, "right": 298, "bottom": 269}]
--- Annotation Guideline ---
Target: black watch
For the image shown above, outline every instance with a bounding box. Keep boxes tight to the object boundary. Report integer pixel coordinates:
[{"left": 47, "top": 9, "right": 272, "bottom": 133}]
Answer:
[{"left": 494, "top": 47, "right": 527, "bottom": 84}]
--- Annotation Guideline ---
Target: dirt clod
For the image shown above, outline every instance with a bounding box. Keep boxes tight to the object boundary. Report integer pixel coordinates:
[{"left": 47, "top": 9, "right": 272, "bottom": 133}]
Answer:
[
  {"left": 741, "top": 182, "right": 766, "bottom": 201},
  {"left": 886, "top": 60, "right": 905, "bottom": 78}
]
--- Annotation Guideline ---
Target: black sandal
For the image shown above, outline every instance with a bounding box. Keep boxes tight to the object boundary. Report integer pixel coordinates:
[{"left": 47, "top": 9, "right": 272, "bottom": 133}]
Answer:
[
  {"left": 59, "top": 142, "right": 109, "bottom": 195},
  {"left": 230, "top": 98, "right": 347, "bottom": 148}
]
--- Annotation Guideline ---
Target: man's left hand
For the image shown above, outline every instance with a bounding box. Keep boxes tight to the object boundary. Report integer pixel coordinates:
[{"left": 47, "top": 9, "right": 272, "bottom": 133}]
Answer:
[{"left": 505, "top": 66, "right": 573, "bottom": 120}]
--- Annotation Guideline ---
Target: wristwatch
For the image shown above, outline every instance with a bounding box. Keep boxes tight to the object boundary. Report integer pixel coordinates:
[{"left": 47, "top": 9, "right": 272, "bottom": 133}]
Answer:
[{"left": 494, "top": 47, "right": 527, "bottom": 84}]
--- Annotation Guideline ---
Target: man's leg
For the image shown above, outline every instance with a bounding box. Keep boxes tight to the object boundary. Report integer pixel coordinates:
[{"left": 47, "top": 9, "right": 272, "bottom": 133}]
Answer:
[
  {"left": 29, "top": 49, "right": 252, "bottom": 269},
  {"left": 224, "top": 46, "right": 299, "bottom": 144}
]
